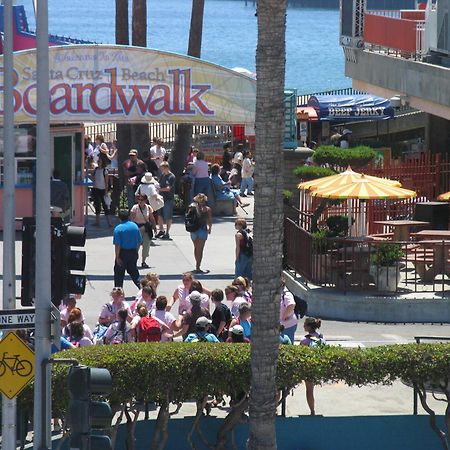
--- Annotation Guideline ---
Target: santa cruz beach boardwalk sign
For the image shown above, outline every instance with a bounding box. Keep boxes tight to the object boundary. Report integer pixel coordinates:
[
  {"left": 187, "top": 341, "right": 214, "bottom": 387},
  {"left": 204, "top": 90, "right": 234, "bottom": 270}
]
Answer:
[{"left": 0, "top": 45, "right": 256, "bottom": 125}]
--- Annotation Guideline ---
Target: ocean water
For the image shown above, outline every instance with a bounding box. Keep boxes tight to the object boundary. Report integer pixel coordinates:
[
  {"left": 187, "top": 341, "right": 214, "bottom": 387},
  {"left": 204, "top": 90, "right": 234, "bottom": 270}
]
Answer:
[{"left": 23, "top": 0, "right": 349, "bottom": 93}]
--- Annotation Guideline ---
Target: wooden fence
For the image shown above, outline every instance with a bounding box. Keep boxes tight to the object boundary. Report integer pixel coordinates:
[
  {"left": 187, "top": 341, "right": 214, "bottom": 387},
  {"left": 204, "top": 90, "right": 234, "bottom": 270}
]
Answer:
[{"left": 297, "top": 153, "right": 450, "bottom": 234}]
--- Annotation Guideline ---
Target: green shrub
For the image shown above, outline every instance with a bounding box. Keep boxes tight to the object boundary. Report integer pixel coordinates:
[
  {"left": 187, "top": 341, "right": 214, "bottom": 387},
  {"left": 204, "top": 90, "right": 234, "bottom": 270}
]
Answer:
[
  {"left": 312, "top": 145, "right": 376, "bottom": 168},
  {"left": 371, "top": 243, "right": 404, "bottom": 266},
  {"left": 293, "top": 165, "right": 336, "bottom": 181},
  {"left": 18, "top": 343, "right": 450, "bottom": 415}
]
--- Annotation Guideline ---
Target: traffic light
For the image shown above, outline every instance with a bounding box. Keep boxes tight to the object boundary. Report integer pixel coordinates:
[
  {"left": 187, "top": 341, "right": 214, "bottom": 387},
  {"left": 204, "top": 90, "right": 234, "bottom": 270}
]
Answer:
[
  {"left": 63, "top": 225, "right": 87, "bottom": 298},
  {"left": 67, "top": 365, "right": 113, "bottom": 450},
  {"left": 21, "top": 218, "right": 87, "bottom": 307}
]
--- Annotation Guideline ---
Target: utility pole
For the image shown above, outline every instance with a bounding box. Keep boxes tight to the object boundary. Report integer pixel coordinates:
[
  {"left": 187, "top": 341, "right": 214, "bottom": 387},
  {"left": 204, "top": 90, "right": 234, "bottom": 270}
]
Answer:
[
  {"left": 34, "top": 0, "right": 52, "bottom": 448},
  {"left": 2, "top": 0, "right": 17, "bottom": 448}
]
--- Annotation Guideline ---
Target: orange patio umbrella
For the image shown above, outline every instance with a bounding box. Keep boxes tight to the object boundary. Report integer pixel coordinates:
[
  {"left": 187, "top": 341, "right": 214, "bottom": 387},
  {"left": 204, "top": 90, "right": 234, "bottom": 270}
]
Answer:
[
  {"left": 298, "top": 166, "right": 401, "bottom": 191},
  {"left": 311, "top": 175, "right": 416, "bottom": 235}
]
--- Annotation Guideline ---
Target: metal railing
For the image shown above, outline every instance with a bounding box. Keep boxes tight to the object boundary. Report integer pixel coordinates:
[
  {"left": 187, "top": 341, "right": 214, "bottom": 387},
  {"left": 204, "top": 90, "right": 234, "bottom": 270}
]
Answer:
[{"left": 284, "top": 217, "right": 450, "bottom": 295}]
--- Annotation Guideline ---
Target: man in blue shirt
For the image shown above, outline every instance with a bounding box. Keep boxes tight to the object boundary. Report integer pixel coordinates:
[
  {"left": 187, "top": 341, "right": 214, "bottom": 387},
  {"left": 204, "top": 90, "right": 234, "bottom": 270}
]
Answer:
[{"left": 113, "top": 209, "right": 142, "bottom": 288}]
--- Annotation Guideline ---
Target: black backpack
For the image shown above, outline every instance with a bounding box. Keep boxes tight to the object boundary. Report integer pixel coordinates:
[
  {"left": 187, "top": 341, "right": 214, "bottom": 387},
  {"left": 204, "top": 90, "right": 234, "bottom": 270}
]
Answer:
[
  {"left": 185, "top": 205, "right": 200, "bottom": 232},
  {"left": 293, "top": 294, "right": 308, "bottom": 319},
  {"left": 240, "top": 229, "right": 253, "bottom": 257}
]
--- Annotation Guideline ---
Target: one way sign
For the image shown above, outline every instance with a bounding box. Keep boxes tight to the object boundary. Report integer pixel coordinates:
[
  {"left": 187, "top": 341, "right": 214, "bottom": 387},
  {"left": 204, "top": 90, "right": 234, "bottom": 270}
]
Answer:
[{"left": 0, "top": 309, "right": 35, "bottom": 330}]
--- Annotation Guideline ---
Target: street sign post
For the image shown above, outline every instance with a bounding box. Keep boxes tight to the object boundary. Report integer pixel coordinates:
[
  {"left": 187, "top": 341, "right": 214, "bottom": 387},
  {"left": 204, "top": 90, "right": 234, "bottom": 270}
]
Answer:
[
  {"left": 0, "top": 332, "right": 35, "bottom": 400},
  {"left": 0, "top": 309, "right": 35, "bottom": 330}
]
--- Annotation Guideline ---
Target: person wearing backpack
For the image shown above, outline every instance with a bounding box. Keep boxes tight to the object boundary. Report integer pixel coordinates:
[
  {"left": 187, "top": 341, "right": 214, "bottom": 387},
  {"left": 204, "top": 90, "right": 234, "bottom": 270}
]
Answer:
[
  {"left": 234, "top": 218, "right": 253, "bottom": 281},
  {"left": 104, "top": 308, "right": 132, "bottom": 344},
  {"left": 300, "top": 317, "right": 326, "bottom": 416},
  {"left": 184, "top": 317, "right": 220, "bottom": 343},
  {"left": 136, "top": 309, "right": 163, "bottom": 343},
  {"left": 186, "top": 194, "right": 212, "bottom": 274}
]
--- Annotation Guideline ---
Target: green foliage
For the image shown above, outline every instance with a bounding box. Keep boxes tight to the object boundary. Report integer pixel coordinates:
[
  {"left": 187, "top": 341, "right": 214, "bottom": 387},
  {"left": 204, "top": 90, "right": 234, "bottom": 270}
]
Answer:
[
  {"left": 18, "top": 343, "right": 450, "bottom": 414},
  {"left": 325, "top": 215, "right": 350, "bottom": 237},
  {"left": 312, "top": 145, "right": 376, "bottom": 168},
  {"left": 293, "top": 165, "right": 336, "bottom": 181},
  {"left": 282, "top": 189, "right": 294, "bottom": 205},
  {"left": 371, "top": 243, "right": 404, "bottom": 266}
]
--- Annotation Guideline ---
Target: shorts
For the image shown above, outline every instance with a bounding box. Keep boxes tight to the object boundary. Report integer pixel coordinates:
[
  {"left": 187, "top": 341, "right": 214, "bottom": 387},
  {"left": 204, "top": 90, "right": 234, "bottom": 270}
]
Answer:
[
  {"left": 158, "top": 199, "right": 174, "bottom": 221},
  {"left": 190, "top": 227, "right": 208, "bottom": 241}
]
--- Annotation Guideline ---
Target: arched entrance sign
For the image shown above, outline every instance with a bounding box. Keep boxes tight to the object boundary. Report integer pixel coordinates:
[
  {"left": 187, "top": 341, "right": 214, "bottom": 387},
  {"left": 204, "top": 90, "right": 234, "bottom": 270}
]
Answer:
[{"left": 0, "top": 44, "right": 256, "bottom": 125}]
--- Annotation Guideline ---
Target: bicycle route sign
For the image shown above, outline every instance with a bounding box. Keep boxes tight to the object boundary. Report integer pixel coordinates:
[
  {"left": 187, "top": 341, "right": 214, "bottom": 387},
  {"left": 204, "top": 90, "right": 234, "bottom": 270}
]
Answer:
[
  {"left": 0, "top": 332, "right": 35, "bottom": 399},
  {"left": 0, "top": 308, "right": 35, "bottom": 330}
]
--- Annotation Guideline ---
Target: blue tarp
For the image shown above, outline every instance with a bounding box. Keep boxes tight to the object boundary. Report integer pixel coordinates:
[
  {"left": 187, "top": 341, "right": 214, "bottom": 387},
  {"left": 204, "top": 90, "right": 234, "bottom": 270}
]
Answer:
[{"left": 308, "top": 95, "right": 395, "bottom": 121}]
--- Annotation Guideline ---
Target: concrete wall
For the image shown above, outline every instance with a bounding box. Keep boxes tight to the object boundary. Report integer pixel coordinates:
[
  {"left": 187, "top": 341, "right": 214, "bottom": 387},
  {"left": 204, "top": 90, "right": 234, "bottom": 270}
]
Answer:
[
  {"left": 284, "top": 271, "right": 450, "bottom": 323},
  {"left": 96, "top": 415, "right": 445, "bottom": 450},
  {"left": 346, "top": 51, "right": 450, "bottom": 120}
]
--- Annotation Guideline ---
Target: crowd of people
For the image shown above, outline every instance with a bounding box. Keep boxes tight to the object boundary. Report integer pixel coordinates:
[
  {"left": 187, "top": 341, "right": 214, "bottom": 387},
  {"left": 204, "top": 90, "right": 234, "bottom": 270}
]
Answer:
[
  {"left": 77, "top": 134, "right": 324, "bottom": 415},
  {"left": 55, "top": 273, "right": 325, "bottom": 414}
]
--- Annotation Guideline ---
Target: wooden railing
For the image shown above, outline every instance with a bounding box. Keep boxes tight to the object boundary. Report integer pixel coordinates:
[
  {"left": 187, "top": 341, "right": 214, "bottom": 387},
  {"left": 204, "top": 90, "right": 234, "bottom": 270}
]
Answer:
[{"left": 284, "top": 219, "right": 450, "bottom": 294}]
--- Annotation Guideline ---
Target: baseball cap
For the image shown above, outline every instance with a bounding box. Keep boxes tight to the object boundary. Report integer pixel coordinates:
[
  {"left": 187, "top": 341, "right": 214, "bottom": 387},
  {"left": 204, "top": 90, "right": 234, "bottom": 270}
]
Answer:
[
  {"left": 189, "top": 291, "right": 202, "bottom": 304},
  {"left": 129, "top": 149, "right": 138, "bottom": 156},
  {"left": 230, "top": 325, "right": 244, "bottom": 335},
  {"left": 196, "top": 316, "right": 212, "bottom": 328}
]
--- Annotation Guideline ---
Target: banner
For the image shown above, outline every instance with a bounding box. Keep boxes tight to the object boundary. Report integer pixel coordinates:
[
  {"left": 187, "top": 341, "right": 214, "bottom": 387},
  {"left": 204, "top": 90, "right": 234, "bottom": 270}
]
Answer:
[
  {"left": 0, "top": 45, "right": 257, "bottom": 125},
  {"left": 308, "top": 95, "right": 395, "bottom": 121}
]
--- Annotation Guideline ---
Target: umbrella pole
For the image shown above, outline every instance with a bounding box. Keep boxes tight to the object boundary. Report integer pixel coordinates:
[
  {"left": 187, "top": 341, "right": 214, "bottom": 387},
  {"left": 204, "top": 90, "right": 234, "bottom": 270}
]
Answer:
[
  {"left": 347, "top": 199, "right": 352, "bottom": 236},
  {"left": 359, "top": 200, "right": 366, "bottom": 236}
]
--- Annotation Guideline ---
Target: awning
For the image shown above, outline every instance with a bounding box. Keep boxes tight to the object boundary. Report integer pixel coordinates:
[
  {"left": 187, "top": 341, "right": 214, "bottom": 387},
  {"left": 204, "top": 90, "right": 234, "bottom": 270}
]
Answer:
[
  {"left": 296, "top": 106, "right": 318, "bottom": 121},
  {"left": 307, "top": 95, "right": 395, "bottom": 121}
]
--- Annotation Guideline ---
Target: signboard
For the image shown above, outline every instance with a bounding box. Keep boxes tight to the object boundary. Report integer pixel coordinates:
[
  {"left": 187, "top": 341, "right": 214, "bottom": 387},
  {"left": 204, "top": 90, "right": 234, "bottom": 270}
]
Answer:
[
  {"left": 0, "top": 309, "right": 35, "bottom": 330},
  {"left": 308, "top": 95, "right": 395, "bottom": 121},
  {"left": 0, "top": 332, "right": 35, "bottom": 399},
  {"left": 0, "top": 45, "right": 257, "bottom": 125}
]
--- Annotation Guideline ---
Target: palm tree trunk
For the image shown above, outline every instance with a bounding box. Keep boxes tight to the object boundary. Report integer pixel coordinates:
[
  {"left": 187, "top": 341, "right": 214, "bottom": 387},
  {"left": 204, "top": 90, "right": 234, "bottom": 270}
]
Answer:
[
  {"left": 248, "top": 0, "right": 287, "bottom": 449},
  {"left": 169, "top": 0, "right": 205, "bottom": 185},
  {"left": 130, "top": 0, "right": 149, "bottom": 155},
  {"left": 115, "top": 0, "right": 130, "bottom": 190}
]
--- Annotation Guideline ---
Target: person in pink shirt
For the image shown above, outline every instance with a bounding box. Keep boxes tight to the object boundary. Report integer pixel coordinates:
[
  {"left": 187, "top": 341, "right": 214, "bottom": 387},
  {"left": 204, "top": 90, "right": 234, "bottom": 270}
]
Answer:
[
  {"left": 191, "top": 151, "right": 210, "bottom": 196},
  {"left": 131, "top": 286, "right": 156, "bottom": 315},
  {"left": 98, "top": 287, "right": 132, "bottom": 326},
  {"left": 225, "top": 285, "right": 247, "bottom": 318},
  {"left": 170, "top": 272, "right": 194, "bottom": 314},
  {"left": 151, "top": 296, "right": 178, "bottom": 341},
  {"left": 300, "top": 317, "right": 325, "bottom": 416}
]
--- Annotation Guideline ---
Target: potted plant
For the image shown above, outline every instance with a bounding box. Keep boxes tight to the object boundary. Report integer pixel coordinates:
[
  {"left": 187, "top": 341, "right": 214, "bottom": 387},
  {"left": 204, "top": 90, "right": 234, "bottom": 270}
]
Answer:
[{"left": 370, "top": 243, "right": 404, "bottom": 292}]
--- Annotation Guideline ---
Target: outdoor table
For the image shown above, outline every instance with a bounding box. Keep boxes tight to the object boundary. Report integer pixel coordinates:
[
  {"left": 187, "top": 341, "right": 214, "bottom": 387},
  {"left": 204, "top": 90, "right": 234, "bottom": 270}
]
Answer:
[
  {"left": 373, "top": 220, "right": 430, "bottom": 241},
  {"left": 408, "top": 232, "right": 450, "bottom": 281},
  {"left": 411, "top": 230, "right": 450, "bottom": 239}
]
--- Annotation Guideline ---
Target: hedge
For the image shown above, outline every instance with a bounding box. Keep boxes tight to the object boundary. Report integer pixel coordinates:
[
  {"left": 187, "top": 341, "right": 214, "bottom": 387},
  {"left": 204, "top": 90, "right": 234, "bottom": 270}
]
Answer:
[
  {"left": 293, "top": 165, "right": 336, "bottom": 181},
  {"left": 312, "top": 145, "right": 376, "bottom": 168},
  {"left": 16, "top": 342, "right": 450, "bottom": 415}
]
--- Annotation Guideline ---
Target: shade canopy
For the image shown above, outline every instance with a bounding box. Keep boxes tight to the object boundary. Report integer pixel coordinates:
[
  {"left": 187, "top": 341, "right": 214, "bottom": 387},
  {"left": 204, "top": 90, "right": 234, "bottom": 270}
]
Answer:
[
  {"left": 307, "top": 95, "right": 395, "bottom": 121},
  {"left": 437, "top": 191, "right": 450, "bottom": 201},
  {"left": 298, "top": 167, "right": 401, "bottom": 191},
  {"left": 310, "top": 174, "right": 416, "bottom": 200}
]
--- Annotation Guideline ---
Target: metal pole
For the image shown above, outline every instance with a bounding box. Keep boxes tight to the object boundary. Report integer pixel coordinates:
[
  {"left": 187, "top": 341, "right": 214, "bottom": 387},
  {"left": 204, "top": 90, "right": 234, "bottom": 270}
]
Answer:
[
  {"left": 2, "top": 0, "right": 17, "bottom": 448},
  {"left": 34, "top": 0, "right": 52, "bottom": 447}
]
